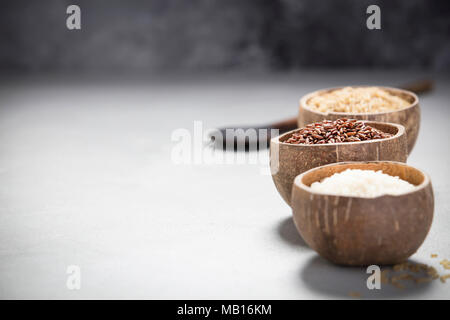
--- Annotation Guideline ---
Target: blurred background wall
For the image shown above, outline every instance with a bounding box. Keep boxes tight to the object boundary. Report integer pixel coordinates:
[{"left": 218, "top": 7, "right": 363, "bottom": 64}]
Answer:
[{"left": 0, "top": 0, "right": 449, "bottom": 74}]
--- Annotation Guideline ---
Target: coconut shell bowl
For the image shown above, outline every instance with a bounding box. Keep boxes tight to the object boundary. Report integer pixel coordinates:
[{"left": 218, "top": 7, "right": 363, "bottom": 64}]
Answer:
[
  {"left": 270, "top": 121, "right": 407, "bottom": 206},
  {"left": 298, "top": 86, "right": 420, "bottom": 155},
  {"left": 291, "top": 161, "right": 434, "bottom": 266}
]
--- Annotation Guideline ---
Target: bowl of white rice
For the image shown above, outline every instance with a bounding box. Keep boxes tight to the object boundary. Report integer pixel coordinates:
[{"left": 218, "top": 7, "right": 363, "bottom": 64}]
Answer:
[{"left": 291, "top": 161, "right": 434, "bottom": 266}]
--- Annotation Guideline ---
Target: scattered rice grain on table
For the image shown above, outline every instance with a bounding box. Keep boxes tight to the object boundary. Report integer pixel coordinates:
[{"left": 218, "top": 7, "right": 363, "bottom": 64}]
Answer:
[
  {"left": 382, "top": 259, "right": 450, "bottom": 289},
  {"left": 348, "top": 291, "right": 361, "bottom": 298},
  {"left": 440, "top": 259, "right": 450, "bottom": 270}
]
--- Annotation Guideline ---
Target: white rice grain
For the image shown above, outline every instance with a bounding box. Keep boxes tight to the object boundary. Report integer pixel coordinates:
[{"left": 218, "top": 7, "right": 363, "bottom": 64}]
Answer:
[{"left": 310, "top": 169, "right": 416, "bottom": 197}]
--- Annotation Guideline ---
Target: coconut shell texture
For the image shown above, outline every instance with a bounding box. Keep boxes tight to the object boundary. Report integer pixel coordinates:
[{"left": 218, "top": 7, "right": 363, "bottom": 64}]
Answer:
[
  {"left": 270, "top": 121, "right": 407, "bottom": 206},
  {"left": 298, "top": 87, "right": 420, "bottom": 155},
  {"left": 291, "top": 161, "right": 434, "bottom": 266}
]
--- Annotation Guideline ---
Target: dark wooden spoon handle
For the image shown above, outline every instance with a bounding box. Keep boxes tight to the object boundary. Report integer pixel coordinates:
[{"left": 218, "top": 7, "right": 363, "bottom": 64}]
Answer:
[
  {"left": 269, "top": 117, "right": 298, "bottom": 132},
  {"left": 400, "top": 79, "right": 433, "bottom": 95}
]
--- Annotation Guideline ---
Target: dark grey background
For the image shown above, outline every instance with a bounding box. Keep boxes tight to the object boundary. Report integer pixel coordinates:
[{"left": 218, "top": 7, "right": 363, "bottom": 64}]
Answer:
[{"left": 0, "top": 0, "right": 449, "bottom": 74}]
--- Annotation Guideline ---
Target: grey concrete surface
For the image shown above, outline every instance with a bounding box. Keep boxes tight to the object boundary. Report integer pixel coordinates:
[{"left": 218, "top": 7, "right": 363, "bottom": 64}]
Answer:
[{"left": 0, "top": 71, "right": 449, "bottom": 299}]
